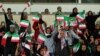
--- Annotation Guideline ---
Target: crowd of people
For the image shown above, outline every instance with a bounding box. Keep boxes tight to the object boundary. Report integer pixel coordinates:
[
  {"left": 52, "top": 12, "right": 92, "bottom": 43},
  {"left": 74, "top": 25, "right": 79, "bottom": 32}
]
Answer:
[{"left": 0, "top": 6, "right": 100, "bottom": 56}]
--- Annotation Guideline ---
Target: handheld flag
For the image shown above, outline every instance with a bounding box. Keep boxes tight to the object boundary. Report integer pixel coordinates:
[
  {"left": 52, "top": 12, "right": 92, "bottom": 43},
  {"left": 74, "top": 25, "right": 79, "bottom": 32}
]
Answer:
[
  {"left": 37, "top": 34, "right": 47, "bottom": 44},
  {"left": 20, "top": 20, "right": 30, "bottom": 28},
  {"left": 79, "top": 23, "right": 86, "bottom": 29},
  {"left": 76, "top": 10, "right": 85, "bottom": 22},
  {"left": 70, "top": 17, "right": 78, "bottom": 27},
  {"left": 63, "top": 16, "right": 70, "bottom": 27},
  {"left": 73, "top": 42, "right": 81, "bottom": 53},
  {"left": 11, "top": 33, "right": 19, "bottom": 43},
  {"left": 1, "top": 32, "right": 10, "bottom": 46},
  {"left": 32, "top": 15, "right": 40, "bottom": 22},
  {"left": 56, "top": 15, "right": 64, "bottom": 21}
]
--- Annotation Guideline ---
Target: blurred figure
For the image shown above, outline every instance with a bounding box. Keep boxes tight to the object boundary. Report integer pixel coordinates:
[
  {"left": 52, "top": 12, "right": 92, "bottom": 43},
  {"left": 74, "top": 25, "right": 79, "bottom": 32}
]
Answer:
[
  {"left": 2, "top": 8, "right": 19, "bottom": 32},
  {"left": 38, "top": 46, "right": 50, "bottom": 56},
  {"left": 0, "top": 25, "right": 4, "bottom": 56},
  {"left": 33, "top": 17, "right": 46, "bottom": 41},
  {"left": 93, "top": 24, "right": 100, "bottom": 40},
  {"left": 74, "top": 44, "right": 91, "bottom": 56},
  {"left": 42, "top": 8, "right": 50, "bottom": 14},
  {"left": 85, "top": 11, "right": 100, "bottom": 34},
  {"left": 70, "top": 7, "right": 79, "bottom": 17},
  {"left": 56, "top": 6, "right": 63, "bottom": 15},
  {"left": 94, "top": 45, "right": 100, "bottom": 56},
  {"left": 1, "top": 21, "right": 6, "bottom": 32},
  {"left": 19, "top": 8, "right": 31, "bottom": 34},
  {"left": 1, "top": 25, "right": 19, "bottom": 56},
  {"left": 44, "top": 27, "right": 57, "bottom": 56},
  {"left": 55, "top": 29, "right": 70, "bottom": 56}
]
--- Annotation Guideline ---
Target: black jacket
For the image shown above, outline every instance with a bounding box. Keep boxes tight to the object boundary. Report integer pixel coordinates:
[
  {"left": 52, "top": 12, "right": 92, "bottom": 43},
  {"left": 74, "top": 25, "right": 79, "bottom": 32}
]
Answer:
[{"left": 55, "top": 38, "right": 70, "bottom": 56}]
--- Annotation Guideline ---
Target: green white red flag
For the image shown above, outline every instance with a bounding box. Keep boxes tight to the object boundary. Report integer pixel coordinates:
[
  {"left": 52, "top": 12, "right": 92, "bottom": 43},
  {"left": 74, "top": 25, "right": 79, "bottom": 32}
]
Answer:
[
  {"left": 76, "top": 10, "right": 85, "bottom": 22},
  {"left": 79, "top": 23, "right": 86, "bottom": 29},
  {"left": 1, "top": 32, "right": 9, "bottom": 46},
  {"left": 32, "top": 15, "right": 40, "bottom": 22},
  {"left": 37, "top": 34, "right": 47, "bottom": 44},
  {"left": 56, "top": 15, "right": 64, "bottom": 21},
  {"left": 73, "top": 42, "right": 81, "bottom": 53},
  {"left": 20, "top": 20, "right": 30, "bottom": 28},
  {"left": 70, "top": 17, "right": 78, "bottom": 27},
  {"left": 11, "top": 33, "right": 19, "bottom": 43},
  {"left": 1, "top": 32, "right": 19, "bottom": 46},
  {"left": 63, "top": 16, "right": 70, "bottom": 27}
]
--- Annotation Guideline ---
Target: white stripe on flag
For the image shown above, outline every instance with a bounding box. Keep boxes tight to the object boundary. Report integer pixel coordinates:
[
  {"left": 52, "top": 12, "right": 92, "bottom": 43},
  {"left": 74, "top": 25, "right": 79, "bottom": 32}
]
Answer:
[
  {"left": 20, "top": 21, "right": 29, "bottom": 27},
  {"left": 38, "top": 35, "right": 46, "bottom": 41},
  {"left": 32, "top": 17, "right": 39, "bottom": 21}
]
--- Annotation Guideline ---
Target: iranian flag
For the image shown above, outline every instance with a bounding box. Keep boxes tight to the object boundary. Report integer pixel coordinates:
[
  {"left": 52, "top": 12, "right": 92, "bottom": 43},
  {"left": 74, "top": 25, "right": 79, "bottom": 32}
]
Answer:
[
  {"left": 70, "top": 17, "right": 78, "bottom": 27},
  {"left": 56, "top": 15, "right": 64, "bottom": 21},
  {"left": 26, "top": 1, "right": 31, "bottom": 7},
  {"left": 0, "top": 3, "right": 3, "bottom": 8},
  {"left": 79, "top": 23, "right": 86, "bottom": 29},
  {"left": 32, "top": 15, "right": 40, "bottom": 22},
  {"left": 20, "top": 20, "right": 29, "bottom": 28},
  {"left": 76, "top": 10, "right": 85, "bottom": 22},
  {"left": 73, "top": 42, "right": 81, "bottom": 53},
  {"left": 1, "top": 32, "right": 9, "bottom": 46},
  {"left": 63, "top": 16, "right": 70, "bottom": 27},
  {"left": 37, "top": 34, "right": 47, "bottom": 44},
  {"left": 11, "top": 33, "right": 19, "bottom": 43}
]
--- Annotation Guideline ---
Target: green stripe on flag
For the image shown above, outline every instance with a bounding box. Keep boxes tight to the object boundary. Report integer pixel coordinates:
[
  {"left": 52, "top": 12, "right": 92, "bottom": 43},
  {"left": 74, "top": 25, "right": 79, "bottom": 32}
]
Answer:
[{"left": 73, "top": 42, "right": 81, "bottom": 53}]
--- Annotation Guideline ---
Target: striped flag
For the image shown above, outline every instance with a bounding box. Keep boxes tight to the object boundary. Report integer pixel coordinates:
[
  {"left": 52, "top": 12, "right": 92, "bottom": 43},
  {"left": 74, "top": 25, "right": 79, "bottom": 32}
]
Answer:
[
  {"left": 32, "top": 15, "right": 40, "bottom": 22},
  {"left": 73, "top": 42, "right": 81, "bottom": 53},
  {"left": 56, "top": 15, "right": 64, "bottom": 21},
  {"left": 70, "top": 17, "right": 78, "bottom": 27},
  {"left": 20, "top": 20, "right": 29, "bottom": 28},
  {"left": 22, "top": 32, "right": 34, "bottom": 50},
  {"left": 37, "top": 34, "right": 47, "bottom": 44},
  {"left": 0, "top": 3, "right": 3, "bottom": 8},
  {"left": 11, "top": 33, "right": 19, "bottom": 43},
  {"left": 26, "top": 1, "right": 31, "bottom": 7},
  {"left": 79, "top": 23, "right": 86, "bottom": 29},
  {"left": 1, "top": 32, "right": 10, "bottom": 46},
  {"left": 63, "top": 16, "right": 70, "bottom": 27},
  {"left": 76, "top": 10, "right": 85, "bottom": 22}
]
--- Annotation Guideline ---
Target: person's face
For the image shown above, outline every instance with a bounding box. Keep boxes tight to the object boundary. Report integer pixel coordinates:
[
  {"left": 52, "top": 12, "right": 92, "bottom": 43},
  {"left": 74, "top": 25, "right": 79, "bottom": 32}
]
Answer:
[
  {"left": 97, "top": 45, "right": 100, "bottom": 52},
  {"left": 95, "top": 25, "right": 100, "bottom": 30},
  {"left": 24, "top": 13, "right": 28, "bottom": 19},
  {"left": 59, "top": 30, "right": 65, "bottom": 38},
  {"left": 64, "top": 26, "right": 69, "bottom": 30},
  {"left": 7, "top": 9, "right": 11, "bottom": 14},
  {"left": 40, "top": 48, "right": 47, "bottom": 56},
  {"left": 57, "top": 7, "right": 61, "bottom": 11},
  {"left": 45, "top": 9, "right": 49, "bottom": 13},
  {"left": 82, "top": 45, "right": 86, "bottom": 51},
  {"left": 73, "top": 8, "right": 78, "bottom": 13},
  {"left": 46, "top": 28, "right": 51, "bottom": 34},
  {"left": 88, "top": 11, "right": 93, "bottom": 16},
  {"left": 10, "top": 27, "right": 14, "bottom": 32}
]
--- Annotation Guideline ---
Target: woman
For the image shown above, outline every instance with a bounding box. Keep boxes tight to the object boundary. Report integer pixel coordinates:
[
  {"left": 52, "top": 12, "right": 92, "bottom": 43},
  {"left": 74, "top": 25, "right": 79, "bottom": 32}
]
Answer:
[
  {"left": 70, "top": 7, "right": 79, "bottom": 17},
  {"left": 85, "top": 11, "right": 100, "bottom": 34}
]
